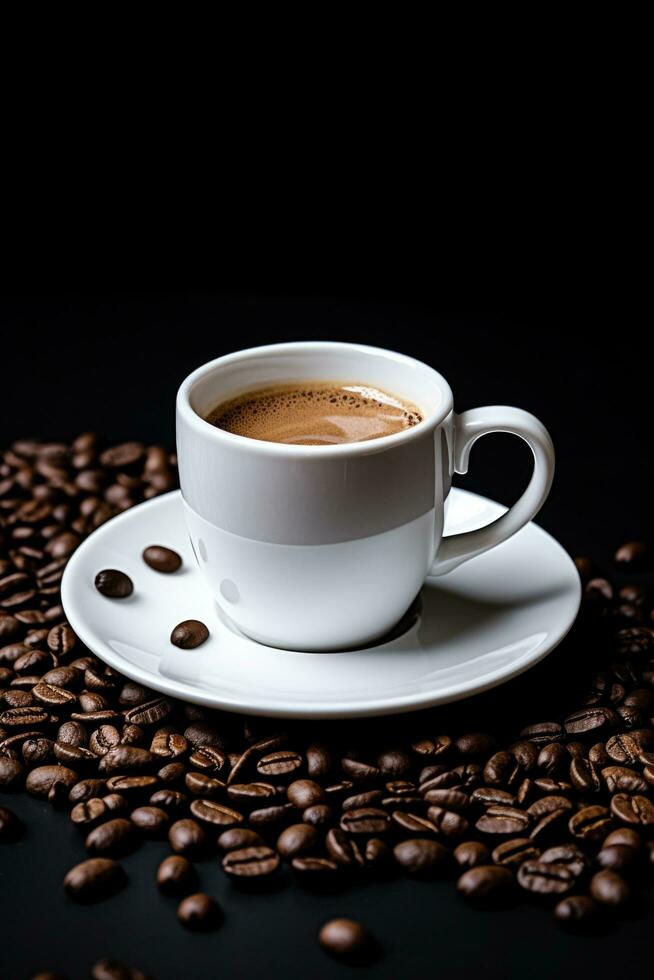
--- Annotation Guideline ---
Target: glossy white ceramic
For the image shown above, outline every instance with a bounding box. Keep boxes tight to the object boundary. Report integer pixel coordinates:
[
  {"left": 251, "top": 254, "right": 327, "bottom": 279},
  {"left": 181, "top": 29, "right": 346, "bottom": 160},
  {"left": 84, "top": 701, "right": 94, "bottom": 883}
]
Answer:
[
  {"left": 61, "top": 489, "right": 581, "bottom": 719},
  {"left": 177, "top": 342, "right": 555, "bottom": 649}
]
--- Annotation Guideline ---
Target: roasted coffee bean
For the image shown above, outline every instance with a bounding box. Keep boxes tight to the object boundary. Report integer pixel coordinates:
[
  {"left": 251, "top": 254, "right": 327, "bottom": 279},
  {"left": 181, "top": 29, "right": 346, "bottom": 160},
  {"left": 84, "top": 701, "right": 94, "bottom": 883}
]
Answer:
[
  {"left": 158, "top": 762, "right": 185, "bottom": 784},
  {"left": 150, "top": 788, "right": 186, "bottom": 810},
  {"left": 185, "top": 772, "right": 225, "bottom": 798},
  {"left": 26, "top": 765, "right": 78, "bottom": 798},
  {"left": 227, "top": 781, "right": 276, "bottom": 804},
  {"left": 564, "top": 707, "right": 619, "bottom": 735},
  {"left": 124, "top": 698, "right": 173, "bottom": 726},
  {"left": 157, "top": 854, "right": 197, "bottom": 895},
  {"left": 94, "top": 570, "right": 133, "bottom": 599},
  {"left": 305, "top": 742, "right": 332, "bottom": 778},
  {"left": 67, "top": 779, "right": 106, "bottom": 805},
  {"left": 218, "top": 828, "right": 264, "bottom": 851},
  {"left": 475, "top": 805, "right": 530, "bottom": 835},
  {"left": 170, "top": 620, "right": 209, "bottom": 649},
  {"left": 168, "top": 818, "right": 207, "bottom": 857},
  {"left": 0, "top": 755, "right": 23, "bottom": 788},
  {"left": 86, "top": 818, "right": 138, "bottom": 856},
  {"left": 323, "top": 827, "right": 363, "bottom": 868},
  {"left": 492, "top": 838, "right": 540, "bottom": 869},
  {"left": 54, "top": 742, "right": 97, "bottom": 766},
  {"left": 257, "top": 750, "right": 303, "bottom": 777},
  {"left": 287, "top": 779, "right": 325, "bottom": 808},
  {"left": 519, "top": 722, "right": 565, "bottom": 744},
  {"left": 22, "top": 736, "right": 54, "bottom": 765},
  {"left": 568, "top": 805, "right": 613, "bottom": 842},
  {"left": 340, "top": 808, "right": 390, "bottom": 835},
  {"left": 538, "top": 742, "right": 568, "bottom": 775},
  {"left": 554, "top": 894, "right": 598, "bottom": 928},
  {"left": 130, "top": 806, "right": 169, "bottom": 835},
  {"left": 604, "top": 827, "right": 642, "bottom": 850},
  {"left": 223, "top": 845, "right": 280, "bottom": 877},
  {"left": 0, "top": 803, "right": 23, "bottom": 841},
  {"left": 376, "top": 748, "right": 412, "bottom": 776},
  {"left": 89, "top": 725, "right": 120, "bottom": 757},
  {"left": 43, "top": 666, "right": 81, "bottom": 690},
  {"left": 90, "top": 958, "right": 148, "bottom": 980},
  {"left": 610, "top": 793, "right": 654, "bottom": 826},
  {"left": 570, "top": 758, "right": 601, "bottom": 793},
  {"left": 46, "top": 624, "right": 76, "bottom": 655},
  {"left": 104, "top": 775, "right": 158, "bottom": 796},
  {"left": 469, "top": 787, "right": 515, "bottom": 807},
  {"left": 277, "top": 823, "right": 320, "bottom": 859},
  {"left": 457, "top": 865, "right": 514, "bottom": 903},
  {"left": 540, "top": 844, "right": 588, "bottom": 878},
  {"left": 590, "top": 868, "right": 631, "bottom": 907},
  {"left": 343, "top": 790, "right": 383, "bottom": 810},
  {"left": 426, "top": 806, "right": 469, "bottom": 839},
  {"left": 615, "top": 540, "right": 650, "bottom": 569},
  {"left": 0, "top": 705, "right": 49, "bottom": 727},
  {"left": 318, "top": 918, "right": 373, "bottom": 961},
  {"left": 392, "top": 811, "right": 438, "bottom": 835},
  {"left": 250, "top": 805, "right": 292, "bottom": 828},
  {"left": 63, "top": 857, "right": 127, "bottom": 902},
  {"left": 605, "top": 733, "right": 640, "bottom": 764},
  {"left": 517, "top": 860, "right": 575, "bottom": 896},
  {"left": 597, "top": 844, "right": 637, "bottom": 872},
  {"left": 483, "top": 751, "right": 521, "bottom": 787},
  {"left": 177, "top": 892, "right": 222, "bottom": 931},
  {"left": 393, "top": 838, "right": 451, "bottom": 878},
  {"left": 70, "top": 799, "right": 107, "bottom": 829},
  {"left": 422, "top": 788, "right": 470, "bottom": 811},
  {"left": 454, "top": 841, "right": 491, "bottom": 868},
  {"left": 142, "top": 545, "right": 182, "bottom": 573},
  {"left": 32, "top": 683, "right": 76, "bottom": 708},
  {"left": 188, "top": 746, "right": 227, "bottom": 772},
  {"left": 303, "top": 804, "right": 333, "bottom": 827},
  {"left": 527, "top": 795, "right": 573, "bottom": 819},
  {"left": 412, "top": 735, "right": 453, "bottom": 758},
  {"left": 601, "top": 766, "right": 648, "bottom": 794},
  {"left": 589, "top": 742, "right": 609, "bottom": 766},
  {"left": 99, "top": 746, "right": 153, "bottom": 774},
  {"left": 614, "top": 627, "right": 654, "bottom": 656},
  {"left": 189, "top": 799, "right": 243, "bottom": 828},
  {"left": 341, "top": 757, "right": 380, "bottom": 782}
]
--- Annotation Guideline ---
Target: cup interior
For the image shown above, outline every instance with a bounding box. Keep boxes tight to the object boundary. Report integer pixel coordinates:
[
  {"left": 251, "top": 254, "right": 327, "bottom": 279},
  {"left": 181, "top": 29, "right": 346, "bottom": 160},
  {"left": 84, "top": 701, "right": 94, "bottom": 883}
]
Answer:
[{"left": 185, "top": 342, "right": 451, "bottom": 432}]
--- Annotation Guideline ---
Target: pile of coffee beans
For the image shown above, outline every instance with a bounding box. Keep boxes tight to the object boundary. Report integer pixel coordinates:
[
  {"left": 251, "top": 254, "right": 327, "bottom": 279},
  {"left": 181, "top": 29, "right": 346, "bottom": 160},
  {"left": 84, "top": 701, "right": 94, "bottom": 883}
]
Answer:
[{"left": 2, "top": 436, "right": 654, "bottom": 977}]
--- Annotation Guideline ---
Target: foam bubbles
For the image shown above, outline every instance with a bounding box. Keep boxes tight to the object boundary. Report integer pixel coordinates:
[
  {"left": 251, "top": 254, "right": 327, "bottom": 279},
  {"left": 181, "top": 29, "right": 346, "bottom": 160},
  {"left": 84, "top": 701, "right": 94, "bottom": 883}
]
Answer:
[{"left": 205, "top": 383, "right": 423, "bottom": 446}]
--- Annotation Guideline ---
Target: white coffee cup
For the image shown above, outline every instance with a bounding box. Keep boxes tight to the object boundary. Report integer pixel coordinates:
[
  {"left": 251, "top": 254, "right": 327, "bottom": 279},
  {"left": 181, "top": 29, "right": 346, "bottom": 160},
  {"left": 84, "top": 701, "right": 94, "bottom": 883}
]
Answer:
[{"left": 176, "top": 341, "right": 555, "bottom": 651}]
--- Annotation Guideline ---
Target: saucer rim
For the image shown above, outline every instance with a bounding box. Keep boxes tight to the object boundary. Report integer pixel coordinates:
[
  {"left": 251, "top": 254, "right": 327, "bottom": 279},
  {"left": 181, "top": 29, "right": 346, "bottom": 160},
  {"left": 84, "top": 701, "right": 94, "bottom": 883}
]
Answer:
[{"left": 61, "top": 490, "right": 581, "bottom": 718}]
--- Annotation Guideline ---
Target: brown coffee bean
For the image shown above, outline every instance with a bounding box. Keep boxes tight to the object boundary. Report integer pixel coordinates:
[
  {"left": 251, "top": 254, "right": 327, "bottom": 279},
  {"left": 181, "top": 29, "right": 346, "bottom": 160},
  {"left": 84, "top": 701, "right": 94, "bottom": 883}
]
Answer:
[
  {"left": 94, "top": 570, "right": 133, "bottom": 599},
  {"left": 287, "top": 779, "right": 325, "bottom": 807},
  {"left": 570, "top": 758, "right": 601, "bottom": 793},
  {"left": 177, "top": 892, "right": 222, "bottom": 931},
  {"left": 0, "top": 804, "right": 23, "bottom": 841},
  {"left": 26, "top": 765, "right": 78, "bottom": 798},
  {"left": 305, "top": 742, "right": 332, "bottom": 778},
  {"left": 492, "top": 838, "right": 540, "bottom": 869},
  {"left": 602, "top": 766, "right": 648, "bottom": 794},
  {"left": 393, "top": 838, "right": 451, "bottom": 878},
  {"left": 540, "top": 844, "right": 589, "bottom": 878},
  {"left": 47, "top": 624, "right": 76, "bottom": 655},
  {"left": 218, "top": 828, "right": 264, "bottom": 851},
  {"left": 597, "top": 844, "right": 637, "bottom": 872},
  {"left": 615, "top": 540, "right": 650, "bottom": 569},
  {"left": 517, "top": 860, "right": 575, "bottom": 895},
  {"left": 564, "top": 707, "right": 619, "bottom": 735},
  {"left": 343, "top": 790, "right": 383, "bottom": 810},
  {"left": 63, "top": 857, "right": 127, "bottom": 902},
  {"left": 168, "top": 818, "right": 207, "bottom": 857},
  {"left": 590, "top": 868, "right": 631, "bottom": 906},
  {"left": 222, "top": 845, "right": 280, "bottom": 877},
  {"left": 424, "top": 788, "right": 470, "bottom": 811},
  {"left": 469, "top": 787, "right": 515, "bottom": 807},
  {"left": 554, "top": 894, "right": 598, "bottom": 928},
  {"left": 170, "top": 620, "right": 209, "bottom": 649},
  {"left": 457, "top": 865, "right": 514, "bottom": 903},
  {"left": 568, "top": 805, "right": 613, "bottom": 842},
  {"left": 99, "top": 746, "right": 153, "bottom": 774},
  {"left": 610, "top": 793, "right": 654, "bottom": 826},
  {"left": 123, "top": 698, "right": 172, "bottom": 726},
  {"left": 69, "top": 779, "right": 107, "bottom": 804},
  {"left": 0, "top": 755, "right": 23, "bottom": 788},
  {"left": 130, "top": 806, "right": 169, "bottom": 835},
  {"left": 454, "top": 841, "right": 491, "bottom": 868},
  {"left": 340, "top": 808, "right": 390, "bottom": 835},
  {"left": 412, "top": 735, "right": 453, "bottom": 758},
  {"left": 189, "top": 799, "right": 243, "bottom": 828},
  {"left": 603, "top": 827, "right": 642, "bottom": 850},
  {"left": 475, "top": 805, "right": 530, "bottom": 835},
  {"left": 86, "top": 818, "right": 138, "bottom": 856},
  {"left": 150, "top": 729, "right": 188, "bottom": 758},
  {"left": 70, "top": 799, "right": 107, "bottom": 829},
  {"left": 277, "top": 823, "right": 320, "bottom": 859},
  {"left": 157, "top": 855, "right": 197, "bottom": 895},
  {"left": 318, "top": 918, "right": 373, "bottom": 961},
  {"left": 142, "top": 545, "right": 182, "bottom": 573},
  {"left": 257, "top": 750, "right": 303, "bottom": 777},
  {"left": 324, "top": 827, "right": 364, "bottom": 868},
  {"left": 605, "top": 733, "right": 640, "bottom": 764}
]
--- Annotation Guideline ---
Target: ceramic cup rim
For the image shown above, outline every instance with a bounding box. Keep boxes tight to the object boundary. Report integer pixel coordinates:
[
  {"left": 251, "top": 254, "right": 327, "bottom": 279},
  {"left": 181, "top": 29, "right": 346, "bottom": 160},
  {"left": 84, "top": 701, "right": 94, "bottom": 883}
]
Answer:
[{"left": 176, "top": 341, "right": 454, "bottom": 459}]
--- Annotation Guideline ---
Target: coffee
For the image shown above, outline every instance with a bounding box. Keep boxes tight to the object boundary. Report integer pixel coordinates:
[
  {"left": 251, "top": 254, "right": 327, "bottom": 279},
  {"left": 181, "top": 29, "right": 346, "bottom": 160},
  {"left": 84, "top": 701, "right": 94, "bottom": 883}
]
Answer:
[{"left": 205, "top": 382, "right": 422, "bottom": 445}]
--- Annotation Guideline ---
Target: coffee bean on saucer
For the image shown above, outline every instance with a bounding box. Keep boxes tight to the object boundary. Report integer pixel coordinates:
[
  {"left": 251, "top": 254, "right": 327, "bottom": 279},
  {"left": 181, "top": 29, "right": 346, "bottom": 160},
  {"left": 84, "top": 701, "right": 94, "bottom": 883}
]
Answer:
[
  {"left": 156, "top": 855, "right": 197, "bottom": 895},
  {"left": 318, "top": 918, "right": 374, "bottom": 961},
  {"left": 177, "top": 892, "right": 222, "bottom": 931},
  {"left": 63, "top": 857, "right": 126, "bottom": 902},
  {"left": 94, "top": 570, "right": 133, "bottom": 599},
  {"left": 170, "top": 620, "right": 209, "bottom": 649},
  {"left": 142, "top": 546, "right": 182, "bottom": 573}
]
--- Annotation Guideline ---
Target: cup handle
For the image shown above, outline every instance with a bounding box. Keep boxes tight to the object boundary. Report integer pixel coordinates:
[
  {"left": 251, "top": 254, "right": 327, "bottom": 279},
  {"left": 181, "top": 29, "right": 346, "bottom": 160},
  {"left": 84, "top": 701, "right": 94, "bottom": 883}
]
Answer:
[{"left": 430, "top": 406, "right": 555, "bottom": 576}]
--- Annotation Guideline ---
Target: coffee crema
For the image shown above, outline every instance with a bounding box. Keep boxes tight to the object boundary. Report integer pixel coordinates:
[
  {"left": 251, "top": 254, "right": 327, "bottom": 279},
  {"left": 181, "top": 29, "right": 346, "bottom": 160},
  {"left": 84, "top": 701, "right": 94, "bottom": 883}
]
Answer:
[{"left": 205, "top": 382, "right": 423, "bottom": 446}]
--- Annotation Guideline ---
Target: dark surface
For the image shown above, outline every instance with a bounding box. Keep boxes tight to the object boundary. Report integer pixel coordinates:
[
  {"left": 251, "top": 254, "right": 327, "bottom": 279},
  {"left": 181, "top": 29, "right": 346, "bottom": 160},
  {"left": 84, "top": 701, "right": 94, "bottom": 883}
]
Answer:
[{"left": 1, "top": 293, "right": 652, "bottom": 979}]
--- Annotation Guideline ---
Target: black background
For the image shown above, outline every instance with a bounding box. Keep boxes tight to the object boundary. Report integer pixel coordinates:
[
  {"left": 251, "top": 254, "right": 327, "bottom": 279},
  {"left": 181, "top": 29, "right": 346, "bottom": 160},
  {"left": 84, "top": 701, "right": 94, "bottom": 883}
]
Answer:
[{"left": 1, "top": 288, "right": 652, "bottom": 979}]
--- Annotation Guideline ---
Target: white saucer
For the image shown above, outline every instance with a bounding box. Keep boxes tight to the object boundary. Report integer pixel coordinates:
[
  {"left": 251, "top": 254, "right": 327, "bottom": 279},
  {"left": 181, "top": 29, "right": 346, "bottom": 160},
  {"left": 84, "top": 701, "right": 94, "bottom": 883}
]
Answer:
[{"left": 61, "top": 489, "right": 581, "bottom": 719}]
